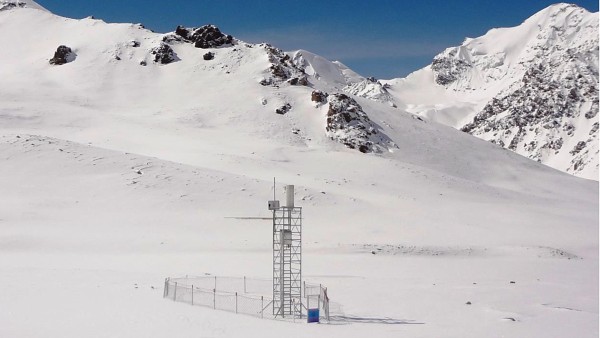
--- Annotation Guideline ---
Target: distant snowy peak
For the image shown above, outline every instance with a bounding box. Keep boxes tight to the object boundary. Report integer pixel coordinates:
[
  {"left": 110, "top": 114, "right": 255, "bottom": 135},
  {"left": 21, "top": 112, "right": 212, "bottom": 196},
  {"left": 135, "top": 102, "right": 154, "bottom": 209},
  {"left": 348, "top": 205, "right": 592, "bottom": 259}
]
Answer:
[
  {"left": 456, "top": 4, "right": 599, "bottom": 178},
  {"left": 0, "top": 0, "right": 47, "bottom": 11},
  {"left": 390, "top": 3, "right": 599, "bottom": 179},
  {"left": 430, "top": 3, "right": 597, "bottom": 91}
]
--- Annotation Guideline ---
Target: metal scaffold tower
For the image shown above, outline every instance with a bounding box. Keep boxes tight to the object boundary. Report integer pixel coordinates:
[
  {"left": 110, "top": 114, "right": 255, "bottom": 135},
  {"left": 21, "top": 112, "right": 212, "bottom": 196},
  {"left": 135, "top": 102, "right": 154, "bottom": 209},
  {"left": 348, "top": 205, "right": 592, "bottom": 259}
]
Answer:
[{"left": 269, "top": 183, "right": 302, "bottom": 318}]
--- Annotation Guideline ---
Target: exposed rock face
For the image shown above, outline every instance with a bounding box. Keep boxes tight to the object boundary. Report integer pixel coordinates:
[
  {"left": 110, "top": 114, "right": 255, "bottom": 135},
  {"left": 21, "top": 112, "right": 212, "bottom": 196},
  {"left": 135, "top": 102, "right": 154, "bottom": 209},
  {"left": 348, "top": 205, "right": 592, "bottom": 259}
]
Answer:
[
  {"left": 287, "top": 76, "right": 308, "bottom": 86},
  {"left": 325, "top": 94, "right": 395, "bottom": 153},
  {"left": 49, "top": 45, "right": 75, "bottom": 65},
  {"left": 343, "top": 77, "right": 394, "bottom": 105},
  {"left": 431, "top": 49, "right": 472, "bottom": 86},
  {"left": 203, "top": 52, "right": 214, "bottom": 61},
  {"left": 0, "top": 2, "right": 24, "bottom": 10},
  {"left": 275, "top": 103, "right": 291, "bottom": 115},
  {"left": 311, "top": 90, "right": 328, "bottom": 104},
  {"left": 420, "top": 4, "right": 599, "bottom": 178},
  {"left": 161, "top": 34, "right": 183, "bottom": 44},
  {"left": 459, "top": 7, "right": 599, "bottom": 177},
  {"left": 174, "top": 25, "right": 233, "bottom": 49},
  {"left": 261, "top": 44, "right": 307, "bottom": 86},
  {"left": 150, "top": 43, "right": 177, "bottom": 64}
]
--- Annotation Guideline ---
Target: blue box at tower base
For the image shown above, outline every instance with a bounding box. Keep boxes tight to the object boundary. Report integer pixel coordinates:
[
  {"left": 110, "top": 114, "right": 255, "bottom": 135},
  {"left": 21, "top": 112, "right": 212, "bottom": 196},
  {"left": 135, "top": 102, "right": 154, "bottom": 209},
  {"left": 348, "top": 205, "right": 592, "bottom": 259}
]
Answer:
[{"left": 307, "top": 308, "right": 319, "bottom": 323}]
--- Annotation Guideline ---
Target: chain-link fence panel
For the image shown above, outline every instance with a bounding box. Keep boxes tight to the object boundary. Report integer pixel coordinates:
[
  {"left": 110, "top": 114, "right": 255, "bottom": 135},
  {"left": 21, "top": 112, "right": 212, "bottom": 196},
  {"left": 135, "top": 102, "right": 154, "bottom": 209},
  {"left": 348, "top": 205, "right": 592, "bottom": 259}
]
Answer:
[
  {"left": 214, "top": 292, "right": 236, "bottom": 312},
  {"left": 191, "top": 287, "right": 214, "bottom": 308},
  {"left": 164, "top": 276, "right": 335, "bottom": 322}
]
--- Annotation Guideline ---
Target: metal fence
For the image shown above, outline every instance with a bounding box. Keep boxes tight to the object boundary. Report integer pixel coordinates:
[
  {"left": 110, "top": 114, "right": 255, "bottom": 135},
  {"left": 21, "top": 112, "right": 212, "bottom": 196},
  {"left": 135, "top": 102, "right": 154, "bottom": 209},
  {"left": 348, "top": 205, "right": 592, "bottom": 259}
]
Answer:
[{"left": 163, "top": 275, "right": 337, "bottom": 322}]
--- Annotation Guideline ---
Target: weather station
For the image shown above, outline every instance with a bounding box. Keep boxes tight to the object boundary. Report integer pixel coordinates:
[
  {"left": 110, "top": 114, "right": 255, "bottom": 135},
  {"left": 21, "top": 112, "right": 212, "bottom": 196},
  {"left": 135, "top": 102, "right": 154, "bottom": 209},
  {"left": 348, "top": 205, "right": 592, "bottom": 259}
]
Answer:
[
  {"left": 164, "top": 179, "right": 329, "bottom": 323},
  {"left": 269, "top": 182, "right": 303, "bottom": 318}
]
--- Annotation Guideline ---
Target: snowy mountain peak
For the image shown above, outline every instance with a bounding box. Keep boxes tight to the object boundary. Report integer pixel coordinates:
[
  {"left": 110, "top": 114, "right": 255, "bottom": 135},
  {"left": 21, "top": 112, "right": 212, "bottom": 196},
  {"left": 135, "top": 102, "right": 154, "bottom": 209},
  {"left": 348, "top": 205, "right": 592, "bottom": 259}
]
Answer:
[
  {"left": 530, "top": 2, "right": 589, "bottom": 21},
  {"left": 387, "top": 3, "right": 599, "bottom": 180},
  {"left": 0, "top": 0, "right": 47, "bottom": 11},
  {"left": 429, "top": 2, "right": 597, "bottom": 91}
]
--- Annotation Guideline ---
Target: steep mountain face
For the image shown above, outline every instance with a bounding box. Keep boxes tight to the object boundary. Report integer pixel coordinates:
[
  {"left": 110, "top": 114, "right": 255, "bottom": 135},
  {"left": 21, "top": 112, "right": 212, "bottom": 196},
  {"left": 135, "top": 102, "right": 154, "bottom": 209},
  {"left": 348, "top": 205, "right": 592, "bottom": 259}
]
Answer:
[
  {"left": 462, "top": 58, "right": 598, "bottom": 175},
  {"left": 385, "top": 3, "right": 599, "bottom": 180},
  {"left": 0, "top": 0, "right": 595, "bottom": 182},
  {"left": 323, "top": 93, "right": 396, "bottom": 153},
  {"left": 0, "top": 2, "right": 374, "bottom": 155},
  {"left": 0, "top": 1, "right": 409, "bottom": 161}
]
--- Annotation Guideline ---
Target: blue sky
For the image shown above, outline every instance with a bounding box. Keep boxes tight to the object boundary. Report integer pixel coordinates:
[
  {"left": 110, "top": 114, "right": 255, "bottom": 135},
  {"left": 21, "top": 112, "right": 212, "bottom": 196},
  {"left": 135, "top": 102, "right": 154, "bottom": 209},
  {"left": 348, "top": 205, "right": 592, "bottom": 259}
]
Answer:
[{"left": 38, "top": 0, "right": 598, "bottom": 79}]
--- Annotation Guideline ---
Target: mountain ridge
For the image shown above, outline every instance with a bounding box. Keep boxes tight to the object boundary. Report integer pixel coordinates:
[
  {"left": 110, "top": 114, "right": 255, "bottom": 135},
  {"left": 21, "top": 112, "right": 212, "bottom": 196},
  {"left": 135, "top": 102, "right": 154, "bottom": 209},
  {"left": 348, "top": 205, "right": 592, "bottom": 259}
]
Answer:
[
  {"left": 0, "top": 2, "right": 596, "bottom": 182},
  {"left": 384, "top": 3, "right": 599, "bottom": 180}
]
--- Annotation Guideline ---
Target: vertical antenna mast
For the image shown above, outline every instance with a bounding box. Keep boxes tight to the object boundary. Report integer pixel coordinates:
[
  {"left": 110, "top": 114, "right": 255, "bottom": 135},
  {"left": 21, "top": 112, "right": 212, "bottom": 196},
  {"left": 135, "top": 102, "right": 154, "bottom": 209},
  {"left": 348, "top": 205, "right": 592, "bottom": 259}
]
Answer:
[{"left": 270, "top": 180, "right": 302, "bottom": 318}]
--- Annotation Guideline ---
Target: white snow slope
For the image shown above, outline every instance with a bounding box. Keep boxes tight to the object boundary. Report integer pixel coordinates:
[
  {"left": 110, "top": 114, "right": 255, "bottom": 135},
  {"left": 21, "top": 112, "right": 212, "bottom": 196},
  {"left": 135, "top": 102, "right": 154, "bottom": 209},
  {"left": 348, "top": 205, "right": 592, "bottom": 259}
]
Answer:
[
  {"left": 0, "top": 2, "right": 598, "bottom": 338},
  {"left": 384, "top": 3, "right": 599, "bottom": 180}
]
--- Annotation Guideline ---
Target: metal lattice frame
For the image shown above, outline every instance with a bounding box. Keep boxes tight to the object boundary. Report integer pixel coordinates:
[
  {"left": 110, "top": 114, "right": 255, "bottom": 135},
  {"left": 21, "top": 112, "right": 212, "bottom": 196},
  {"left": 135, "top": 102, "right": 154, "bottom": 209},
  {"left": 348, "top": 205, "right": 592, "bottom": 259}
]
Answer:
[{"left": 272, "top": 206, "right": 302, "bottom": 317}]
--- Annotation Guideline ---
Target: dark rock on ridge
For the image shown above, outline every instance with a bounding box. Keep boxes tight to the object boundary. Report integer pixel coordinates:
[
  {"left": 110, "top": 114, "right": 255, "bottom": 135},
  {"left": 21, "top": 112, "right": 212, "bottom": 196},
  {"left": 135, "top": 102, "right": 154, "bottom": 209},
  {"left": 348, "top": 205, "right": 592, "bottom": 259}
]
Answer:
[
  {"left": 150, "top": 43, "right": 177, "bottom": 64},
  {"left": 325, "top": 93, "right": 396, "bottom": 153},
  {"left": 262, "top": 44, "right": 307, "bottom": 86},
  {"left": 431, "top": 49, "right": 472, "bottom": 85},
  {"left": 49, "top": 45, "right": 75, "bottom": 65},
  {"left": 311, "top": 90, "right": 328, "bottom": 103},
  {"left": 175, "top": 25, "right": 233, "bottom": 49},
  {"left": 203, "top": 52, "right": 214, "bottom": 61},
  {"left": 275, "top": 103, "right": 292, "bottom": 115}
]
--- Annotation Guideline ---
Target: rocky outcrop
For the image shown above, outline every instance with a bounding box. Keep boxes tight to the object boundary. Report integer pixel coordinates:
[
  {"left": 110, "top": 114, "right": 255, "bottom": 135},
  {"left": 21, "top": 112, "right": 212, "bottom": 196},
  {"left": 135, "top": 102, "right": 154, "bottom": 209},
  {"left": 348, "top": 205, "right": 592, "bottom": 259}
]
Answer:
[
  {"left": 203, "top": 52, "right": 214, "bottom": 60},
  {"left": 150, "top": 43, "right": 177, "bottom": 64},
  {"left": 49, "top": 45, "right": 75, "bottom": 65},
  {"left": 287, "top": 76, "right": 308, "bottom": 86},
  {"left": 325, "top": 93, "right": 395, "bottom": 153},
  {"left": 415, "top": 4, "right": 599, "bottom": 178},
  {"left": 275, "top": 103, "right": 291, "bottom": 115},
  {"left": 174, "top": 25, "right": 233, "bottom": 49},
  {"left": 462, "top": 55, "right": 598, "bottom": 176},
  {"left": 431, "top": 48, "right": 472, "bottom": 86},
  {"left": 343, "top": 77, "right": 394, "bottom": 106},
  {"left": 311, "top": 90, "right": 328, "bottom": 104},
  {"left": 0, "top": 2, "right": 24, "bottom": 11},
  {"left": 260, "top": 44, "right": 307, "bottom": 87},
  {"left": 162, "top": 34, "right": 183, "bottom": 44}
]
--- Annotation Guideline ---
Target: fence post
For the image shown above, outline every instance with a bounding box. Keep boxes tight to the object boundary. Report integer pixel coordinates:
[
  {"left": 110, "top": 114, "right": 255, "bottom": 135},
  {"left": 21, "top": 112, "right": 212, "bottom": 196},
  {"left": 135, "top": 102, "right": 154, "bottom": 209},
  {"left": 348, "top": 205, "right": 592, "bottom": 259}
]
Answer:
[
  {"left": 319, "top": 284, "right": 323, "bottom": 308},
  {"left": 163, "top": 278, "right": 168, "bottom": 298},
  {"left": 191, "top": 285, "right": 194, "bottom": 305},
  {"left": 174, "top": 282, "right": 178, "bottom": 301},
  {"left": 261, "top": 296, "right": 264, "bottom": 319},
  {"left": 318, "top": 294, "right": 321, "bottom": 320},
  {"left": 324, "top": 287, "right": 329, "bottom": 322},
  {"left": 235, "top": 292, "right": 238, "bottom": 313},
  {"left": 214, "top": 276, "right": 217, "bottom": 290},
  {"left": 213, "top": 289, "right": 216, "bottom": 309}
]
